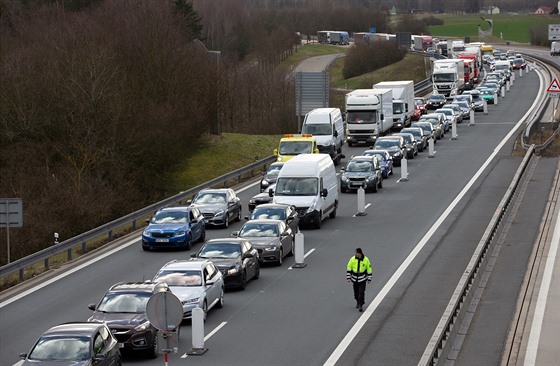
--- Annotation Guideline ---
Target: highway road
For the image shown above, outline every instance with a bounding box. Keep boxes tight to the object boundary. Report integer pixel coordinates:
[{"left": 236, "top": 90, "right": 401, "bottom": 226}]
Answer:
[{"left": 1, "top": 52, "right": 558, "bottom": 366}]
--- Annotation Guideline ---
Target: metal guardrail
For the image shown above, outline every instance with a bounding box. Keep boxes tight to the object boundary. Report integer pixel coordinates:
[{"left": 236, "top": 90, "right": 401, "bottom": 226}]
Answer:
[{"left": 0, "top": 155, "right": 276, "bottom": 282}]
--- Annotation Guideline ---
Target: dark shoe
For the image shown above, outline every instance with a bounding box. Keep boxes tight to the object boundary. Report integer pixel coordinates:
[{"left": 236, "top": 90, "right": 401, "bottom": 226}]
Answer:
[{"left": 358, "top": 305, "right": 363, "bottom": 312}]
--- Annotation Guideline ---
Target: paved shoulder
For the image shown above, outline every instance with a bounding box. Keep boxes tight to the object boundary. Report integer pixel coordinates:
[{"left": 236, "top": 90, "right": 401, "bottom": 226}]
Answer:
[{"left": 294, "top": 53, "right": 344, "bottom": 73}]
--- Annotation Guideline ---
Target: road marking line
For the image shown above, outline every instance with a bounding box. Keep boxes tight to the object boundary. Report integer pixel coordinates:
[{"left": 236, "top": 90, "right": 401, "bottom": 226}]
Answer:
[
  {"left": 353, "top": 203, "right": 371, "bottom": 217},
  {"left": 180, "top": 321, "right": 228, "bottom": 358},
  {"left": 288, "top": 248, "right": 315, "bottom": 269}
]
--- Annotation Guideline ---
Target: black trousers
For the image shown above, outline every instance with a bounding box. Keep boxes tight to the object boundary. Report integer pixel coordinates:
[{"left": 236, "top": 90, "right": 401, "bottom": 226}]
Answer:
[{"left": 353, "top": 281, "right": 367, "bottom": 306}]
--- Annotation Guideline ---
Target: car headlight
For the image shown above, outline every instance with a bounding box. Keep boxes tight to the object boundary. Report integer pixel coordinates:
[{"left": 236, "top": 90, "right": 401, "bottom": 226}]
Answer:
[
  {"left": 227, "top": 267, "right": 239, "bottom": 275},
  {"left": 265, "top": 247, "right": 277, "bottom": 251},
  {"left": 365, "top": 176, "right": 374, "bottom": 182},
  {"left": 341, "top": 175, "right": 348, "bottom": 182},
  {"left": 214, "top": 210, "right": 225, "bottom": 217},
  {"left": 261, "top": 180, "right": 269, "bottom": 187},
  {"left": 182, "top": 298, "right": 199, "bottom": 305},
  {"left": 176, "top": 231, "right": 186, "bottom": 237},
  {"left": 306, "top": 198, "right": 318, "bottom": 213},
  {"left": 134, "top": 321, "right": 151, "bottom": 332},
  {"left": 143, "top": 230, "right": 152, "bottom": 237}
]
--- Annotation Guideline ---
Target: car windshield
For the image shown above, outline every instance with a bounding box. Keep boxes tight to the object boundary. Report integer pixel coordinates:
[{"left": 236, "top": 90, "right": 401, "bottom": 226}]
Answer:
[
  {"left": 393, "top": 103, "right": 404, "bottom": 114},
  {"left": 278, "top": 141, "right": 313, "bottom": 155},
  {"left": 97, "top": 292, "right": 151, "bottom": 313},
  {"left": 429, "top": 95, "right": 445, "bottom": 102},
  {"left": 29, "top": 336, "right": 90, "bottom": 361},
  {"left": 346, "top": 111, "right": 378, "bottom": 124},
  {"left": 275, "top": 177, "right": 317, "bottom": 196},
  {"left": 251, "top": 207, "right": 286, "bottom": 220},
  {"left": 413, "top": 124, "right": 431, "bottom": 133},
  {"left": 415, "top": 99, "right": 425, "bottom": 106},
  {"left": 364, "top": 152, "right": 386, "bottom": 162},
  {"left": 432, "top": 73, "right": 455, "bottom": 82},
  {"left": 151, "top": 211, "right": 188, "bottom": 224},
  {"left": 239, "top": 223, "right": 279, "bottom": 238},
  {"left": 402, "top": 129, "right": 421, "bottom": 138},
  {"left": 266, "top": 164, "right": 283, "bottom": 176},
  {"left": 346, "top": 160, "right": 373, "bottom": 172},
  {"left": 301, "top": 123, "right": 332, "bottom": 136},
  {"left": 198, "top": 243, "right": 241, "bottom": 259},
  {"left": 193, "top": 192, "right": 226, "bottom": 205},
  {"left": 439, "top": 110, "right": 453, "bottom": 116},
  {"left": 374, "top": 139, "right": 399, "bottom": 148},
  {"left": 153, "top": 270, "right": 202, "bottom": 287}
]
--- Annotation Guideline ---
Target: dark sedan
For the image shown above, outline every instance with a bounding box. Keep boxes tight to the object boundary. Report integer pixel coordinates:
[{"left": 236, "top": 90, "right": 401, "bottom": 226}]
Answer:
[
  {"left": 362, "top": 149, "right": 394, "bottom": 178},
  {"left": 260, "top": 162, "right": 284, "bottom": 192},
  {"left": 232, "top": 219, "right": 294, "bottom": 266},
  {"left": 20, "top": 322, "right": 121, "bottom": 366},
  {"left": 189, "top": 188, "right": 242, "bottom": 228},
  {"left": 248, "top": 184, "right": 275, "bottom": 212},
  {"left": 88, "top": 282, "right": 168, "bottom": 358},
  {"left": 246, "top": 203, "right": 300, "bottom": 237},
  {"left": 400, "top": 127, "right": 427, "bottom": 152},
  {"left": 191, "top": 238, "right": 259, "bottom": 290},
  {"left": 426, "top": 94, "right": 446, "bottom": 110}
]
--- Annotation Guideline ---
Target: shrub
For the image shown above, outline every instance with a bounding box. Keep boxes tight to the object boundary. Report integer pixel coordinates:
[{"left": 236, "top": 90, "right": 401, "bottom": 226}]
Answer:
[{"left": 343, "top": 41, "right": 405, "bottom": 79}]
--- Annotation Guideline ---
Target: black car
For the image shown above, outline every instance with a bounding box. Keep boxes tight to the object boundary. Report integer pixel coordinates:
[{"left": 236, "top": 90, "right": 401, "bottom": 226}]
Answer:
[
  {"left": 426, "top": 94, "right": 446, "bottom": 110},
  {"left": 246, "top": 203, "right": 300, "bottom": 236},
  {"left": 392, "top": 132, "right": 418, "bottom": 159},
  {"left": 88, "top": 282, "right": 168, "bottom": 358},
  {"left": 191, "top": 238, "right": 259, "bottom": 290},
  {"left": 260, "top": 162, "right": 284, "bottom": 192},
  {"left": 189, "top": 188, "right": 242, "bottom": 228},
  {"left": 373, "top": 136, "right": 406, "bottom": 166},
  {"left": 233, "top": 219, "right": 294, "bottom": 266},
  {"left": 20, "top": 322, "right": 121, "bottom": 366}
]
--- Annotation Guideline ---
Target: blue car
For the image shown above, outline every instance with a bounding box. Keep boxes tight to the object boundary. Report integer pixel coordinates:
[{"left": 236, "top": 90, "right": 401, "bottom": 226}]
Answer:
[
  {"left": 142, "top": 206, "right": 205, "bottom": 251},
  {"left": 362, "top": 149, "right": 394, "bottom": 178}
]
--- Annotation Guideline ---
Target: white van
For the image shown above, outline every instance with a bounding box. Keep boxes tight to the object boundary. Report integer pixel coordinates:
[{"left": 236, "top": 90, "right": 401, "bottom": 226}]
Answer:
[
  {"left": 551, "top": 41, "right": 560, "bottom": 56},
  {"left": 272, "top": 154, "right": 338, "bottom": 229},
  {"left": 301, "top": 108, "right": 345, "bottom": 165}
]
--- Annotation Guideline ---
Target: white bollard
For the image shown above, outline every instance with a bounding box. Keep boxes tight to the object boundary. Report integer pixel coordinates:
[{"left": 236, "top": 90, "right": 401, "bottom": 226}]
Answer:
[
  {"left": 452, "top": 119, "right": 458, "bottom": 138},
  {"left": 399, "top": 159, "right": 409, "bottom": 181},
  {"left": 519, "top": 68, "right": 523, "bottom": 78},
  {"left": 357, "top": 186, "right": 366, "bottom": 214},
  {"left": 483, "top": 99, "right": 488, "bottom": 114},
  {"left": 511, "top": 71, "right": 515, "bottom": 83},
  {"left": 293, "top": 232, "right": 307, "bottom": 267},
  {"left": 501, "top": 86, "right": 505, "bottom": 98},
  {"left": 507, "top": 80, "right": 510, "bottom": 92},
  {"left": 428, "top": 138, "right": 436, "bottom": 158},
  {"left": 468, "top": 110, "right": 474, "bottom": 127},
  {"left": 526, "top": 65, "right": 529, "bottom": 74},
  {"left": 188, "top": 307, "right": 208, "bottom": 354},
  {"left": 494, "top": 93, "right": 498, "bottom": 105}
]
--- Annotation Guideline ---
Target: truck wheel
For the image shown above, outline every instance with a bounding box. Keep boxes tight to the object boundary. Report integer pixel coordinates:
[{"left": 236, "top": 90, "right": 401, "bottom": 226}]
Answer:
[
  {"left": 315, "top": 213, "right": 322, "bottom": 229},
  {"left": 329, "top": 201, "right": 337, "bottom": 218}
]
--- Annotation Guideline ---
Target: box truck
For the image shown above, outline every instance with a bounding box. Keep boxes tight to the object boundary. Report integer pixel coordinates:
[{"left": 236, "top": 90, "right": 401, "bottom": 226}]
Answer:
[
  {"left": 345, "top": 89, "right": 393, "bottom": 146},
  {"left": 372, "top": 80, "right": 415, "bottom": 130},
  {"left": 432, "top": 59, "right": 465, "bottom": 98}
]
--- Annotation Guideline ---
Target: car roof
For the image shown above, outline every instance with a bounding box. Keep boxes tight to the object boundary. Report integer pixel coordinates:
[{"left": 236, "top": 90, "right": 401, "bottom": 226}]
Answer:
[
  {"left": 198, "top": 188, "right": 231, "bottom": 194},
  {"left": 158, "top": 259, "right": 211, "bottom": 270},
  {"left": 377, "top": 135, "right": 402, "bottom": 140},
  {"left": 158, "top": 206, "right": 191, "bottom": 213},
  {"left": 205, "top": 237, "right": 249, "bottom": 245},
  {"left": 252, "top": 203, "right": 291, "bottom": 209},
  {"left": 349, "top": 155, "right": 376, "bottom": 161},
  {"left": 43, "top": 322, "right": 105, "bottom": 336},
  {"left": 108, "top": 281, "right": 168, "bottom": 293},
  {"left": 363, "top": 149, "right": 390, "bottom": 155},
  {"left": 242, "top": 218, "right": 284, "bottom": 225}
]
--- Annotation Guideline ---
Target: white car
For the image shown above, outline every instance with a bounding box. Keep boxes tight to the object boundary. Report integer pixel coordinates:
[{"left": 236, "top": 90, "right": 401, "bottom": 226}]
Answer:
[
  {"left": 433, "top": 108, "right": 457, "bottom": 131},
  {"left": 153, "top": 259, "right": 224, "bottom": 320}
]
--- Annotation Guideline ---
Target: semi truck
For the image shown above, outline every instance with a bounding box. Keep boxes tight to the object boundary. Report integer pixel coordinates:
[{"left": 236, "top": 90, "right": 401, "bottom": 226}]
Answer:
[
  {"left": 458, "top": 53, "right": 479, "bottom": 83},
  {"left": 345, "top": 88, "right": 393, "bottom": 147},
  {"left": 372, "top": 80, "right": 415, "bottom": 130},
  {"left": 412, "top": 35, "right": 433, "bottom": 51},
  {"left": 432, "top": 59, "right": 465, "bottom": 98},
  {"left": 317, "top": 31, "right": 349, "bottom": 45}
]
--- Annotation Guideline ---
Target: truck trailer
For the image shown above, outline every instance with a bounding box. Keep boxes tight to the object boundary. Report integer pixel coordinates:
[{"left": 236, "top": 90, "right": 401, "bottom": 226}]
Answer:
[
  {"left": 372, "top": 80, "right": 415, "bottom": 130},
  {"left": 345, "top": 89, "right": 393, "bottom": 146}
]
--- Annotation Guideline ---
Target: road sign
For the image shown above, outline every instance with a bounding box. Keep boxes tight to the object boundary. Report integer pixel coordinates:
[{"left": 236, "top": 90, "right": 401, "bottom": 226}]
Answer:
[
  {"left": 546, "top": 78, "right": 560, "bottom": 93},
  {"left": 146, "top": 291, "right": 183, "bottom": 331},
  {"left": 0, "top": 198, "right": 23, "bottom": 227},
  {"left": 549, "top": 24, "right": 560, "bottom": 41}
]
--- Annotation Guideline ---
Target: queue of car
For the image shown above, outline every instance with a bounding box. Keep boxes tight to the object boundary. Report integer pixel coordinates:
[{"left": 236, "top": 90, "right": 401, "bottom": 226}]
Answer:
[{"left": 20, "top": 50, "right": 517, "bottom": 365}]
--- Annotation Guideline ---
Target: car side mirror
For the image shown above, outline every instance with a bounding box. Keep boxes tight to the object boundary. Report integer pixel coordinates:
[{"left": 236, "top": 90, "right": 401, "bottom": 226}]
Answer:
[
  {"left": 206, "top": 278, "right": 216, "bottom": 286},
  {"left": 333, "top": 130, "right": 338, "bottom": 137},
  {"left": 273, "top": 149, "right": 279, "bottom": 156},
  {"left": 88, "top": 303, "right": 96, "bottom": 310},
  {"left": 190, "top": 253, "right": 197, "bottom": 258},
  {"left": 380, "top": 114, "right": 384, "bottom": 121},
  {"left": 231, "top": 231, "right": 239, "bottom": 237},
  {"left": 243, "top": 252, "right": 254, "bottom": 259},
  {"left": 321, "top": 188, "right": 328, "bottom": 197},
  {"left": 268, "top": 189, "right": 274, "bottom": 197},
  {"left": 19, "top": 353, "right": 27, "bottom": 360},
  {"left": 94, "top": 354, "right": 106, "bottom": 361}
]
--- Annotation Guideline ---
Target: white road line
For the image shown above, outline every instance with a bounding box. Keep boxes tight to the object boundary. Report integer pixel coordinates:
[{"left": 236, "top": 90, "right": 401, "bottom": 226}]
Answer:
[
  {"left": 324, "top": 67, "right": 545, "bottom": 366},
  {"left": 288, "top": 248, "right": 316, "bottom": 269},
  {"left": 0, "top": 238, "right": 139, "bottom": 309},
  {"left": 352, "top": 203, "right": 371, "bottom": 217},
  {"left": 180, "top": 321, "right": 228, "bottom": 358},
  {"left": 523, "top": 209, "right": 560, "bottom": 365}
]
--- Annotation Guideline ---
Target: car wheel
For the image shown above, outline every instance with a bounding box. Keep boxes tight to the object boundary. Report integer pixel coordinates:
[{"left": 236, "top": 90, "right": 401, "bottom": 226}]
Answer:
[
  {"left": 223, "top": 216, "right": 229, "bottom": 229},
  {"left": 277, "top": 248, "right": 283, "bottom": 266},
  {"left": 341, "top": 186, "right": 347, "bottom": 193},
  {"left": 378, "top": 178, "right": 383, "bottom": 189},
  {"left": 239, "top": 271, "right": 247, "bottom": 291},
  {"left": 254, "top": 262, "right": 260, "bottom": 279},
  {"left": 288, "top": 241, "right": 294, "bottom": 256},
  {"left": 202, "top": 300, "right": 208, "bottom": 321},
  {"left": 184, "top": 233, "right": 192, "bottom": 250},
  {"left": 315, "top": 212, "right": 322, "bottom": 229},
  {"left": 372, "top": 181, "right": 378, "bottom": 193},
  {"left": 216, "top": 288, "right": 224, "bottom": 308},
  {"left": 199, "top": 229, "right": 206, "bottom": 243},
  {"left": 143, "top": 246, "right": 150, "bottom": 251},
  {"left": 147, "top": 331, "right": 158, "bottom": 359},
  {"left": 390, "top": 166, "right": 394, "bottom": 176},
  {"left": 329, "top": 201, "right": 337, "bottom": 218}
]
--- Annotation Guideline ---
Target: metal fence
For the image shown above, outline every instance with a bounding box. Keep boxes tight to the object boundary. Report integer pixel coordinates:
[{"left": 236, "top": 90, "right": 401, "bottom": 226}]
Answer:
[{"left": 0, "top": 156, "right": 276, "bottom": 283}]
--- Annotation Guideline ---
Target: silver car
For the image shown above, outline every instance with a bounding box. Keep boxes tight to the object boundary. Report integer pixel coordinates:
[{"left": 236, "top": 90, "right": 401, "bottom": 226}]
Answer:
[
  {"left": 153, "top": 259, "right": 224, "bottom": 320},
  {"left": 189, "top": 188, "right": 242, "bottom": 228}
]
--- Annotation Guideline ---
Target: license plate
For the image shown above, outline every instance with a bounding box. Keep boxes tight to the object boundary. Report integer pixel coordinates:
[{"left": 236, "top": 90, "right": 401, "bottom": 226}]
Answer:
[
  {"left": 118, "top": 343, "right": 124, "bottom": 348},
  {"left": 156, "top": 239, "right": 169, "bottom": 243}
]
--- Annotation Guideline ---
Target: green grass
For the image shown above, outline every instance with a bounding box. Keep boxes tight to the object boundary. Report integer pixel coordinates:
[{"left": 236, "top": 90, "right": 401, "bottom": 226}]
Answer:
[{"left": 428, "top": 14, "right": 556, "bottom": 44}]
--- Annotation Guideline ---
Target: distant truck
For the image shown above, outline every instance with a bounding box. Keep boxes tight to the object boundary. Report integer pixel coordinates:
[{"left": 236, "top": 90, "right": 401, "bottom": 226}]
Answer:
[
  {"left": 432, "top": 59, "right": 465, "bottom": 98},
  {"left": 450, "top": 40, "right": 465, "bottom": 58},
  {"left": 317, "top": 31, "right": 349, "bottom": 45},
  {"left": 458, "top": 53, "right": 479, "bottom": 83},
  {"left": 372, "top": 80, "right": 415, "bottom": 130},
  {"left": 345, "top": 88, "right": 393, "bottom": 146},
  {"left": 273, "top": 134, "right": 319, "bottom": 162},
  {"left": 412, "top": 35, "right": 433, "bottom": 51}
]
